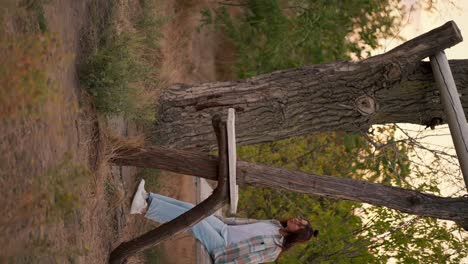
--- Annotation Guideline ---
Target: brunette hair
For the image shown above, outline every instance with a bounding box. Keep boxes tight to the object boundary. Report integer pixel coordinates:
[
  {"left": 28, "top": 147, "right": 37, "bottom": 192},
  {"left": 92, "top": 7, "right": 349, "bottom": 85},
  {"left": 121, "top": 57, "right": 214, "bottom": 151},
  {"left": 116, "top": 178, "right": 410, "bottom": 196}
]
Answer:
[{"left": 279, "top": 219, "right": 319, "bottom": 251}]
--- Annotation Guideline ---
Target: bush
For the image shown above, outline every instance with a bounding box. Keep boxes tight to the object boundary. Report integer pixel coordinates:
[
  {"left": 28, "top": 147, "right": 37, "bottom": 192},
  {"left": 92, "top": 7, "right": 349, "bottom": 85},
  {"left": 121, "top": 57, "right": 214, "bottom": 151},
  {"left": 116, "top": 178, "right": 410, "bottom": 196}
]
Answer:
[
  {"left": 80, "top": 35, "right": 144, "bottom": 115},
  {"left": 79, "top": 0, "right": 163, "bottom": 125},
  {"left": 201, "top": 0, "right": 403, "bottom": 78}
]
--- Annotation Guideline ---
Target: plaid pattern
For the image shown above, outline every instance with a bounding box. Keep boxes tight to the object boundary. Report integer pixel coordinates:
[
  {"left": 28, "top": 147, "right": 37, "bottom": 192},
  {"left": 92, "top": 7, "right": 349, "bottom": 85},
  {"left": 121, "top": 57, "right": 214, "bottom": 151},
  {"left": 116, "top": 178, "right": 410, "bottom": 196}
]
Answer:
[{"left": 211, "top": 217, "right": 284, "bottom": 264}]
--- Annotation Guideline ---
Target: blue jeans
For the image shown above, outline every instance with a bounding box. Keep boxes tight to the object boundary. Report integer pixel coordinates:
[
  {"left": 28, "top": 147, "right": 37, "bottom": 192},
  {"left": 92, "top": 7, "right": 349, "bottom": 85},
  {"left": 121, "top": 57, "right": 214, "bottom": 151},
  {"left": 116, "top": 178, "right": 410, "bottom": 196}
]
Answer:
[{"left": 145, "top": 193, "right": 227, "bottom": 253}]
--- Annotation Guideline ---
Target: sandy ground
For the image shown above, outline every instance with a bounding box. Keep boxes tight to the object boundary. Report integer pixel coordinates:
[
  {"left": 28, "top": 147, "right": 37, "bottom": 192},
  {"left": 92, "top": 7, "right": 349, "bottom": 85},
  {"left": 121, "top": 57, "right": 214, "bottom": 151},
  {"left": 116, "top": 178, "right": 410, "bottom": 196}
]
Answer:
[{"left": 1, "top": 0, "right": 225, "bottom": 263}]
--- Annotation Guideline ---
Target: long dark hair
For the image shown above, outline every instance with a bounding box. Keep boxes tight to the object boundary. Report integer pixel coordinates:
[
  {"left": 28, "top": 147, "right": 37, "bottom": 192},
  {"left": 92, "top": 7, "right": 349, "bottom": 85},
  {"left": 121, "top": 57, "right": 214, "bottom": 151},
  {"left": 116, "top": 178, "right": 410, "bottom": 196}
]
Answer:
[{"left": 279, "top": 220, "right": 319, "bottom": 251}]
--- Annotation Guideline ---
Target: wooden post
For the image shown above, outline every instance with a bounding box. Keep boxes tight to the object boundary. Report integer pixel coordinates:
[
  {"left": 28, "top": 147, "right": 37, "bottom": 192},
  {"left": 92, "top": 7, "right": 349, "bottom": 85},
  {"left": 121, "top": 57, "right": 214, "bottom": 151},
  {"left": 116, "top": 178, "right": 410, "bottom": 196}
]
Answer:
[
  {"left": 227, "top": 108, "right": 239, "bottom": 214},
  {"left": 430, "top": 51, "right": 468, "bottom": 191}
]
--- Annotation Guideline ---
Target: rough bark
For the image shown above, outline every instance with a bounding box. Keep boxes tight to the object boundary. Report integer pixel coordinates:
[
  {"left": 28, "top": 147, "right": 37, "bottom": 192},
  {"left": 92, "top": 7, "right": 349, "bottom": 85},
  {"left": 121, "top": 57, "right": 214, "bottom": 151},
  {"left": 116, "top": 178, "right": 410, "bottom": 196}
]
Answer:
[
  {"left": 109, "top": 118, "right": 228, "bottom": 264},
  {"left": 156, "top": 21, "right": 467, "bottom": 151},
  {"left": 110, "top": 146, "right": 468, "bottom": 229}
]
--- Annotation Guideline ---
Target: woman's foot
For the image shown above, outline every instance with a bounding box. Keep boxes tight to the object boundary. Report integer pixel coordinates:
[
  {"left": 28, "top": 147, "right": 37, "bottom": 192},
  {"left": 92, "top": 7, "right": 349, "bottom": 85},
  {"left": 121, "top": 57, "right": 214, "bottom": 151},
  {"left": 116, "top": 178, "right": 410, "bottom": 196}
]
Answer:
[{"left": 130, "top": 179, "right": 149, "bottom": 214}]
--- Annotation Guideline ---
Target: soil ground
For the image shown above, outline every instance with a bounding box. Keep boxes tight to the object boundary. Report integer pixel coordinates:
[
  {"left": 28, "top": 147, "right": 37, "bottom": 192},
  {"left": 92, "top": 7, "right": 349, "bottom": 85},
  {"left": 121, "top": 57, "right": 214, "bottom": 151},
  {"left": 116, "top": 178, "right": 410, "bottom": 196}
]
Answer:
[{"left": 0, "top": 0, "right": 228, "bottom": 263}]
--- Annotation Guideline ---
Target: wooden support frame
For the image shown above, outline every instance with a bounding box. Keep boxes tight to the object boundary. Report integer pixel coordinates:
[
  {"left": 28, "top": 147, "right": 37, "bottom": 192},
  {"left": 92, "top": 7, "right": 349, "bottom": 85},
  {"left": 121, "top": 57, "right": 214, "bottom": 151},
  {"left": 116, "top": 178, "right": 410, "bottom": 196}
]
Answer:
[
  {"left": 110, "top": 144, "right": 468, "bottom": 228},
  {"left": 108, "top": 116, "right": 229, "bottom": 264},
  {"left": 227, "top": 108, "right": 239, "bottom": 214},
  {"left": 430, "top": 51, "right": 468, "bottom": 191}
]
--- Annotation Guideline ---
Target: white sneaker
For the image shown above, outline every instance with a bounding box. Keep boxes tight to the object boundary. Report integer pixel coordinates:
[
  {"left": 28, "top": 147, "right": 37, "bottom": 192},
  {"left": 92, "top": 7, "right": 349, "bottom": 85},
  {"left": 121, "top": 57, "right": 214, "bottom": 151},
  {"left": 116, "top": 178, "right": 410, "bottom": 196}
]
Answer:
[{"left": 130, "top": 179, "right": 149, "bottom": 214}]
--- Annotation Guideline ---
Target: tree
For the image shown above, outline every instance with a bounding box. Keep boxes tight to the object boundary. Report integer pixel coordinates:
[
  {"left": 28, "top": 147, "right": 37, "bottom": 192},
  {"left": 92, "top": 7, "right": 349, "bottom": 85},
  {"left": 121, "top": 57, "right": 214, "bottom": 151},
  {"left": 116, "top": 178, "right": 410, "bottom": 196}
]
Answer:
[
  {"left": 155, "top": 22, "right": 466, "bottom": 151},
  {"left": 193, "top": 3, "right": 466, "bottom": 262}
]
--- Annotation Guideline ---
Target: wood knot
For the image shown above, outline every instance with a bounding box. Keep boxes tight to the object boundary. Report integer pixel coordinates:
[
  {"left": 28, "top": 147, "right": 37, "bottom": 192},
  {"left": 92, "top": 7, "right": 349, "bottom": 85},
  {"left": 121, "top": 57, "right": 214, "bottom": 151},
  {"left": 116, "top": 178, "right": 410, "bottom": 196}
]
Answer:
[
  {"left": 355, "top": 95, "right": 377, "bottom": 116},
  {"left": 384, "top": 63, "right": 402, "bottom": 81}
]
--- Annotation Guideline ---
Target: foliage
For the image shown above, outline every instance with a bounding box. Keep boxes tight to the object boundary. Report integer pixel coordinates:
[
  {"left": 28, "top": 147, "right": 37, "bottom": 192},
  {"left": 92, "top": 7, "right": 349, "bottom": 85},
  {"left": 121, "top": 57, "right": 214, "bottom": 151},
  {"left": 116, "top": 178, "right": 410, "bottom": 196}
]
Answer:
[
  {"left": 361, "top": 207, "right": 467, "bottom": 263},
  {"left": 201, "top": 0, "right": 404, "bottom": 78},
  {"left": 237, "top": 133, "right": 377, "bottom": 263},
  {"left": 79, "top": 0, "right": 163, "bottom": 126},
  {"left": 351, "top": 125, "right": 467, "bottom": 263},
  {"left": 237, "top": 123, "right": 467, "bottom": 263},
  {"left": 350, "top": 125, "right": 412, "bottom": 187}
]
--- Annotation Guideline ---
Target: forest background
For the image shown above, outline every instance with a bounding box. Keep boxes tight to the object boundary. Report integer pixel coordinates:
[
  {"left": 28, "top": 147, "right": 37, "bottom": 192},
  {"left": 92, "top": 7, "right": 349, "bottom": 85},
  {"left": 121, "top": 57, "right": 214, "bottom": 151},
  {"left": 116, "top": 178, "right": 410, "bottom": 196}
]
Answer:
[{"left": 198, "top": 0, "right": 468, "bottom": 263}]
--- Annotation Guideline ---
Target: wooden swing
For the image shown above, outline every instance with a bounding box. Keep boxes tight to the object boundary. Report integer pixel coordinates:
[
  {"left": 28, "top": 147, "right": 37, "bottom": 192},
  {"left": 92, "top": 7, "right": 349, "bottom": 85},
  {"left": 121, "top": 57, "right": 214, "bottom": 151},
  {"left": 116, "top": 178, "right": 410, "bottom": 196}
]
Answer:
[
  {"left": 109, "top": 21, "right": 468, "bottom": 264},
  {"left": 109, "top": 110, "right": 239, "bottom": 263}
]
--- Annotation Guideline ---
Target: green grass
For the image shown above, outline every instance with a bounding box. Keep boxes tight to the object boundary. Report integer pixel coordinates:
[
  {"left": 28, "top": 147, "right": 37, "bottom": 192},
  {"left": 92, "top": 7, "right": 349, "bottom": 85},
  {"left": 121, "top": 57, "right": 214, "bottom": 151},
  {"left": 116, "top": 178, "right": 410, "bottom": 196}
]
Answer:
[
  {"left": 19, "top": 0, "right": 52, "bottom": 33},
  {"left": 79, "top": 0, "right": 164, "bottom": 127},
  {"left": 200, "top": 0, "right": 402, "bottom": 79}
]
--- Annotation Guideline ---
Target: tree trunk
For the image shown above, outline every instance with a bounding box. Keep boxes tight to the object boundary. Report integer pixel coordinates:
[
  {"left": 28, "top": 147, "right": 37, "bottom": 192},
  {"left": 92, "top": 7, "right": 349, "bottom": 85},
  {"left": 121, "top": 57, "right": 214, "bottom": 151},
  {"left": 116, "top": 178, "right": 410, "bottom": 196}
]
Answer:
[
  {"left": 156, "top": 21, "right": 466, "bottom": 151},
  {"left": 110, "top": 146, "right": 468, "bottom": 230}
]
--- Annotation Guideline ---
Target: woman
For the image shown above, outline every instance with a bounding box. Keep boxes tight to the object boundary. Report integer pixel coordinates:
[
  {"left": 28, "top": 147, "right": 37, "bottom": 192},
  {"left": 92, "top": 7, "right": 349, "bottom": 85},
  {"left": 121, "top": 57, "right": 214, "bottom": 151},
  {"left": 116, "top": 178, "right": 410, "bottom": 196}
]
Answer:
[{"left": 131, "top": 179, "right": 319, "bottom": 264}]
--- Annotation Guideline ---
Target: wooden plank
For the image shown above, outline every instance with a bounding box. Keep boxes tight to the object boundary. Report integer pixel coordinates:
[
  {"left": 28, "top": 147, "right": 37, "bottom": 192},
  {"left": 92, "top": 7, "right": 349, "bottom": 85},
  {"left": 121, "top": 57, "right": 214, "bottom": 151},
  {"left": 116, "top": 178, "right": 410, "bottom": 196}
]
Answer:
[
  {"left": 110, "top": 145, "right": 468, "bottom": 227},
  {"left": 430, "top": 51, "right": 468, "bottom": 191},
  {"left": 227, "top": 108, "right": 239, "bottom": 214},
  {"left": 157, "top": 22, "right": 464, "bottom": 151}
]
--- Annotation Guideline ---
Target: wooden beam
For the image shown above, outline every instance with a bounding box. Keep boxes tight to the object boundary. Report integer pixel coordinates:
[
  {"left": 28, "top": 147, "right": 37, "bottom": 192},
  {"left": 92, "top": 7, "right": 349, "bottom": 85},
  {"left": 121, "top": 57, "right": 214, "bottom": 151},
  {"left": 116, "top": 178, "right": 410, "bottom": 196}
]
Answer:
[
  {"left": 110, "top": 145, "right": 218, "bottom": 178},
  {"left": 227, "top": 108, "right": 239, "bottom": 214},
  {"left": 156, "top": 21, "right": 465, "bottom": 151},
  {"left": 367, "top": 20, "right": 462, "bottom": 63},
  {"left": 430, "top": 51, "right": 468, "bottom": 191},
  {"left": 110, "top": 146, "right": 468, "bottom": 229}
]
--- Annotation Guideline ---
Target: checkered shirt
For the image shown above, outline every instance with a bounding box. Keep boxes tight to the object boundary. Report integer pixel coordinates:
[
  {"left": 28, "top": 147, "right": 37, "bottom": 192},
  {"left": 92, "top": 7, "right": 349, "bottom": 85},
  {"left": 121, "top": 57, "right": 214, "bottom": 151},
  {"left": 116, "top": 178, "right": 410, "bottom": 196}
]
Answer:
[{"left": 211, "top": 217, "right": 284, "bottom": 264}]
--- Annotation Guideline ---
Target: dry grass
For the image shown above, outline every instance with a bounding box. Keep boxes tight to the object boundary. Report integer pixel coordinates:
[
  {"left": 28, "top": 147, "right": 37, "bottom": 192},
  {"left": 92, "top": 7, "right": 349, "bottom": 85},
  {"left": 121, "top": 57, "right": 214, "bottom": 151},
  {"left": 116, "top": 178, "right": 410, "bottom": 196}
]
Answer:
[
  {"left": 1, "top": 2, "right": 105, "bottom": 261},
  {"left": 0, "top": 32, "right": 62, "bottom": 120},
  {"left": 79, "top": 0, "right": 166, "bottom": 129}
]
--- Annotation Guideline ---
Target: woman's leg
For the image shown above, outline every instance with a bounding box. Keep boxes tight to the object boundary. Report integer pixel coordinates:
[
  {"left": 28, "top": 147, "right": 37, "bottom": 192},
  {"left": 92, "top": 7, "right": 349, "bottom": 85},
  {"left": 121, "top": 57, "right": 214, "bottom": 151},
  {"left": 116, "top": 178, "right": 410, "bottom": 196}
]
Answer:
[
  {"left": 147, "top": 193, "right": 226, "bottom": 232},
  {"left": 145, "top": 193, "right": 226, "bottom": 252},
  {"left": 148, "top": 192, "right": 194, "bottom": 210}
]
